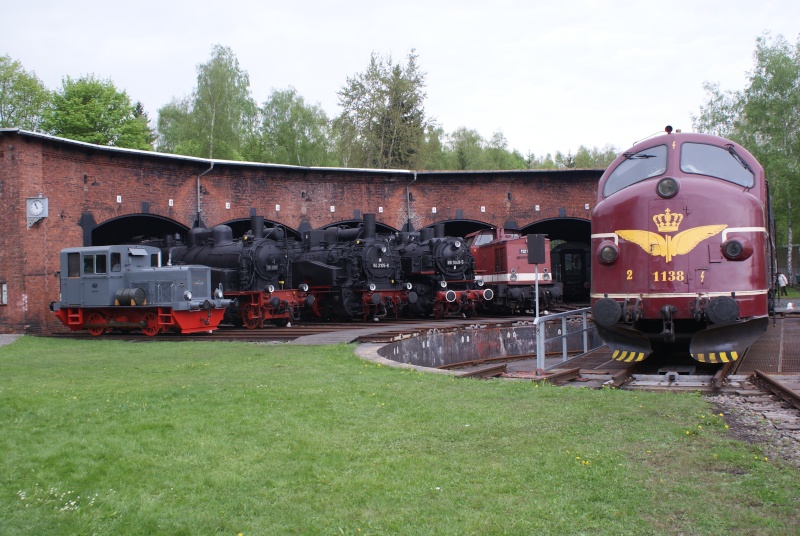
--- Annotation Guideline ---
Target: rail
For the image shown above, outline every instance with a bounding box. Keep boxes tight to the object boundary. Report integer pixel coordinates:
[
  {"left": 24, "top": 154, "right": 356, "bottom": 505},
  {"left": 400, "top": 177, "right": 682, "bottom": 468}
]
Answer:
[{"left": 533, "top": 308, "right": 597, "bottom": 370}]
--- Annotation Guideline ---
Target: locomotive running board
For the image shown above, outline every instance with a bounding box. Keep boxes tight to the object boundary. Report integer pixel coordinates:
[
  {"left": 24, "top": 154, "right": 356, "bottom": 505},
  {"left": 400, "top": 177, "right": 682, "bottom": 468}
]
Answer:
[{"left": 689, "top": 317, "right": 769, "bottom": 363}]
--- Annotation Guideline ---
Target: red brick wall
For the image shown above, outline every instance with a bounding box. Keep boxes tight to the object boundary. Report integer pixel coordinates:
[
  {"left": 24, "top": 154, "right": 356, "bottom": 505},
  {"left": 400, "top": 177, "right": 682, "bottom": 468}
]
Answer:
[{"left": 0, "top": 130, "right": 600, "bottom": 333}]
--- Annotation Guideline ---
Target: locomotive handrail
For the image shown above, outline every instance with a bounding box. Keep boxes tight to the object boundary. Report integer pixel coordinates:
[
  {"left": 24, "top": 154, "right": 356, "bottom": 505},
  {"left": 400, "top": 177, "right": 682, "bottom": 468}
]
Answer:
[{"left": 533, "top": 308, "right": 595, "bottom": 370}]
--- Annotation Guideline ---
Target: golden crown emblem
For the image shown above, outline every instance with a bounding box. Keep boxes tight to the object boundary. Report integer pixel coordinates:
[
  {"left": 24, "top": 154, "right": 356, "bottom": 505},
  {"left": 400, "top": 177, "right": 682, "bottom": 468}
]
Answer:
[{"left": 653, "top": 208, "right": 683, "bottom": 232}]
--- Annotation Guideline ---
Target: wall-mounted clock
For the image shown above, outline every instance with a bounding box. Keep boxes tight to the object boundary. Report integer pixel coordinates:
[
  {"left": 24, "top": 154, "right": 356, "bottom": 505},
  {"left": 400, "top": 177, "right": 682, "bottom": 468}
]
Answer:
[{"left": 26, "top": 197, "right": 49, "bottom": 227}]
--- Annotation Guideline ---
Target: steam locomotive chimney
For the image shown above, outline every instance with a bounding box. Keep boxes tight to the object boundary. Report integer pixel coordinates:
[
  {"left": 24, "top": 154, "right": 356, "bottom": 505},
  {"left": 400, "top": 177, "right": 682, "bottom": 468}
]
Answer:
[
  {"left": 421, "top": 227, "right": 434, "bottom": 242},
  {"left": 363, "top": 213, "right": 376, "bottom": 240},
  {"left": 434, "top": 223, "right": 445, "bottom": 238},
  {"left": 251, "top": 216, "right": 264, "bottom": 239}
]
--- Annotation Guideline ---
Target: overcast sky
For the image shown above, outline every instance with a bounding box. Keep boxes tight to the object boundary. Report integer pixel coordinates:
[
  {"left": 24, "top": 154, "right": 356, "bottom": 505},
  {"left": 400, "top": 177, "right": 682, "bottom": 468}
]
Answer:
[{"left": 4, "top": 0, "right": 800, "bottom": 158}]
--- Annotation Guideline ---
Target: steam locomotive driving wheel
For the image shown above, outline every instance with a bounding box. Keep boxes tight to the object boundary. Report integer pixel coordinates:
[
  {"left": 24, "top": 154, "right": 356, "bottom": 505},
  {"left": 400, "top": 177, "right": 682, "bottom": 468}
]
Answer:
[{"left": 242, "top": 304, "right": 263, "bottom": 329}]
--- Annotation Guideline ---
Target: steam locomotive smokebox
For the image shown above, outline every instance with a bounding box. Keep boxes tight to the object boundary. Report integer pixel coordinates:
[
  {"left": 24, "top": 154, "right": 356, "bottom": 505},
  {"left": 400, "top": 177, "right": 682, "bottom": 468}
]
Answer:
[{"left": 527, "top": 234, "right": 547, "bottom": 264}]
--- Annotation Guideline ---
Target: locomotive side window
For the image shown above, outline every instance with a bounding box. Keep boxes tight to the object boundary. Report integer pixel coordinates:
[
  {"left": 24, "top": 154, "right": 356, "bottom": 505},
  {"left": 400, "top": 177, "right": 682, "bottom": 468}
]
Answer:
[
  {"left": 82, "top": 254, "right": 107, "bottom": 275},
  {"left": 111, "top": 252, "right": 121, "bottom": 272},
  {"left": 83, "top": 255, "right": 95, "bottom": 274},
  {"left": 680, "top": 142, "right": 754, "bottom": 187},
  {"left": 472, "top": 233, "right": 494, "bottom": 247},
  {"left": 95, "top": 255, "right": 107, "bottom": 274},
  {"left": 602, "top": 145, "right": 667, "bottom": 197},
  {"left": 67, "top": 253, "right": 80, "bottom": 277}
]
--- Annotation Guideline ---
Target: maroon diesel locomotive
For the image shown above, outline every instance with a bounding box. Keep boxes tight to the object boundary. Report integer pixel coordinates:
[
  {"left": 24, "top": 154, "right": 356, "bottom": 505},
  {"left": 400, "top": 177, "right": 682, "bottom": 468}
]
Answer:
[{"left": 590, "top": 127, "right": 775, "bottom": 363}]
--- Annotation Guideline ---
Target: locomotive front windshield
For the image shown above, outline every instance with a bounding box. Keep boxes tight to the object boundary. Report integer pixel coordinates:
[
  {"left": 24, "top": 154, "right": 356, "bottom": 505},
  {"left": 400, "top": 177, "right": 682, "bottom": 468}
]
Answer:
[
  {"left": 602, "top": 144, "right": 667, "bottom": 197},
  {"left": 680, "top": 142, "right": 755, "bottom": 187}
]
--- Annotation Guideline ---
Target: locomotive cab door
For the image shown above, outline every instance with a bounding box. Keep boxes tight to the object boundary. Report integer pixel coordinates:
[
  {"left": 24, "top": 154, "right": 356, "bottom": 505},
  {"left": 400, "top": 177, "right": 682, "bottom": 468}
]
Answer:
[
  {"left": 61, "top": 251, "right": 83, "bottom": 305},
  {"left": 80, "top": 252, "right": 114, "bottom": 306}
]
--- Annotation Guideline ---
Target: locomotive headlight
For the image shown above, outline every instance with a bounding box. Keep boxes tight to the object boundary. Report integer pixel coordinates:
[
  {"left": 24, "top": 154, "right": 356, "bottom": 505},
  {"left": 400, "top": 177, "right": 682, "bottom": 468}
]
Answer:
[
  {"left": 722, "top": 239, "right": 752, "bottom": 260},
  {"left": 214, "top": 286, "right": 224, "bottom": 300},
  {"left": 267, "top": 285, "right": 275, "bottom": 293},
  {"left": 369, "top": 283, "right": 377, "bottom": 291},
  {"left": 183, "top": 290, "right": 193, "bottom": 301},
  {"left": 656, "top": 177, "right": 679, "bottom": 199},
  {"left": 476, "top": 279, "right": 484, "bottom": 287},
  {"left": 454, "top": 240, "right": 461, "bottom": 248},
  {"left": 299, "top": 283, "right": 309, "bottom": 292},
  {"left": 405, "top": 282, "right": 413, "bottom": 290},
  {"left": 597, "top": 241, "right": 619, "bottom": 264},
  {"left": 510, "top": 273, "right": 518, "bottom": 281},
  {"left": 381, "top": 246, "right": 387, "bottom": 253},
  {"left": 543, "top": 273, "right": 552, "bottom": 280},
  {"left": 439, "top": 280, "right": 448, "bottom": 288}
]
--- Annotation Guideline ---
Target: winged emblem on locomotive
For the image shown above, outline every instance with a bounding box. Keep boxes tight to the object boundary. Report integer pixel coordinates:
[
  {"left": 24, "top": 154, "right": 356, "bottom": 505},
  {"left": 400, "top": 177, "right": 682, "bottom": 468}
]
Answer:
[{"left": 616, "top": 209, "right": 727, "bottom": 262}]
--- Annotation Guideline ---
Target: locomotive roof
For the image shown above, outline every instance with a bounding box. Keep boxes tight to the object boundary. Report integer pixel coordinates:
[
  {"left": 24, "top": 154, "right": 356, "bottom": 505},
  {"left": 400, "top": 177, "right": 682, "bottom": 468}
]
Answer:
[{"left": 60, "top": 244, "right": 160, "bottom": 255}]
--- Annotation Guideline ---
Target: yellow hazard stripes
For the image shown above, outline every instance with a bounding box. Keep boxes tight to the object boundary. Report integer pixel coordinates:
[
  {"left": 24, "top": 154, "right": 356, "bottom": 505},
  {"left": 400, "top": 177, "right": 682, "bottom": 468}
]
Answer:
[
  {"left": 612, "top": 350, "right": 646, "bottom": 362},
  {"left": 692, "top": 351, "right": 739, "bottom": 363},
  {"left": 611, "top": 350, "right": 740, "bottom": 363}
]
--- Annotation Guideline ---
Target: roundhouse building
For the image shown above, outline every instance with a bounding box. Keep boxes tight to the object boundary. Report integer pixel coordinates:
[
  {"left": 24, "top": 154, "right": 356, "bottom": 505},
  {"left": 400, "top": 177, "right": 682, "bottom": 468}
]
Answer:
[{"left": 0, "top": 128, "right": 601, "bottom": 334}]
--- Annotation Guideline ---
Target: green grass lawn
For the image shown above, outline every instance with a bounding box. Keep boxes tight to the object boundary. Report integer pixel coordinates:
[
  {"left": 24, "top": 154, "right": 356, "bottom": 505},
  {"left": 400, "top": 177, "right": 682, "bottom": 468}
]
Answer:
[{"left": 1, "top": 337, "right": 799, "bottom": 535}]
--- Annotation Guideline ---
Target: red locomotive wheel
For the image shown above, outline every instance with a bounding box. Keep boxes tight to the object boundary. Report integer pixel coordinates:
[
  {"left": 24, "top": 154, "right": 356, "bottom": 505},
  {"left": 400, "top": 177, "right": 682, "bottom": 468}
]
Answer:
[
  {"left": 242, "top": 305, "right": 263, "bottom": 329},
  {"left": 141, "top": 312, "right": 161, "bottom": 337},
  {"left": 86, "top": 312, "right": 108, "bottom": 337}
]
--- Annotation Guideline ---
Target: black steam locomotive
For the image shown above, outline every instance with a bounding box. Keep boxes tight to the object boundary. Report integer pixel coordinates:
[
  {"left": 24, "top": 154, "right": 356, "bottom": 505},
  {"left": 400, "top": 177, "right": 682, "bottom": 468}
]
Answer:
[
  {"left": 397, "top": 224, "right": 492, "bottom": 319},
  {"left": 162, "top": 213, "right": 490, "bottom": 324},
  {"left": 165, "top": 217, "right": 313, "bottom": 328}
]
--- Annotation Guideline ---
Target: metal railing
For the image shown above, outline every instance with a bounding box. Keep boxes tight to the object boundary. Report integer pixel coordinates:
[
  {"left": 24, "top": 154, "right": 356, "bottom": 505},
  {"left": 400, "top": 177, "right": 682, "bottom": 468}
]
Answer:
[{"left": 533, "top": 308, "right": 597, "bottom": 370}]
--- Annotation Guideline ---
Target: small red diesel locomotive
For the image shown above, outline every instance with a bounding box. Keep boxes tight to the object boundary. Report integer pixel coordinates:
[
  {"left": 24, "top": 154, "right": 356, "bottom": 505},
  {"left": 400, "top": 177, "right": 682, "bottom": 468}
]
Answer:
[{"left": 590, "top": 127, "right": 775, "bottom": 363}]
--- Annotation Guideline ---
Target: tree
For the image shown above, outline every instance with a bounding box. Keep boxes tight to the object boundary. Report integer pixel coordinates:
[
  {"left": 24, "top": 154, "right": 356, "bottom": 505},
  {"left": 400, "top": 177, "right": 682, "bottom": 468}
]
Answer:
[
  {"left": 447, "top": 127, "right": 487, "bottom": 170},
  {"left": 247, "top": 87, "right": 335, "bottom": 166},
  {"left": 485, "top": 131, "right": 527, "bottom": 170},
  {"left": 335, "top": 50, "right": 428, "bottom": 169},
  {"left": 42, "top": 75, "right": 154, "bottom": 149},
  {"left": 0, "top": 55, "right": 50, "bottom": 131},
  {"left": 572, "top": 145, "right": 617, "bottom": 169},
  {"left": 157, "top": 45, "right": 258, "bottom": 160},
  {"left": 694, "top": 33, "right": 800, "bottom": 282}
]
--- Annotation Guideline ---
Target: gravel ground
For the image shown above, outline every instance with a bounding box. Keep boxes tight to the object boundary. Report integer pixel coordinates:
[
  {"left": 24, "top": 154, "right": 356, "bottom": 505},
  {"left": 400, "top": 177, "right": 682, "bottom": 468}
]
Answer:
[{"left": 709, "top": 392, "right": 800, "bottom": 469}]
